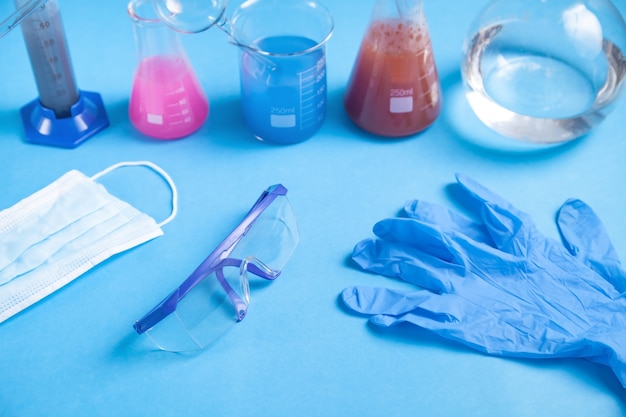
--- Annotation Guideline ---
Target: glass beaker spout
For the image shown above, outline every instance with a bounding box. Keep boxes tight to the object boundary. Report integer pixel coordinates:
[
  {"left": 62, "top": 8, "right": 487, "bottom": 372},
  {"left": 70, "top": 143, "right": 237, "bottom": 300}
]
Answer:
[
  {"left": 128, "top": 0, "right": 209, "bottom": 140},
  {"left": 344, "top": 0, "right": 442, "bottom": 137}
]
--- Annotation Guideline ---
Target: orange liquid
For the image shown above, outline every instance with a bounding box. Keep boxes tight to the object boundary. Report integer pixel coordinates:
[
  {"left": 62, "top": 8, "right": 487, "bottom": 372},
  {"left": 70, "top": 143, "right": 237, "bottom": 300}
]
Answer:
[{"left": 344, "top": 19, "right": 442, "bottom": 137}]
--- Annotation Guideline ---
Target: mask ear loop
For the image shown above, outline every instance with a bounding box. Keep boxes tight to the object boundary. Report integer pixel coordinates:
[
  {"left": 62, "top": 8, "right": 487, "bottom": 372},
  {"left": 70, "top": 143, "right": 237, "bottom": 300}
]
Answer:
[{"left": 91, "top": 161, "right": 178, "bottom": 227}]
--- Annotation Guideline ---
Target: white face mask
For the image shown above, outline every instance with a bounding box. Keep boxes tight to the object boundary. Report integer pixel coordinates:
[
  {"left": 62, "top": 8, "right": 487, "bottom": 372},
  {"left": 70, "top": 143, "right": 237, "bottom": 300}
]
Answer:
[{"left": 0, "top": 161, "right": 178, "bottom": 324}]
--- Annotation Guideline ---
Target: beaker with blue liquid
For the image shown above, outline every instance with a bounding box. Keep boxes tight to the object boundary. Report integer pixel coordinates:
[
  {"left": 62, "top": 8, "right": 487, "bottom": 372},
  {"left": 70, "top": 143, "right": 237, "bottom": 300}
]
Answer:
[
  {"left": 153, "top": 0, "right": 334, "bottom": 145},
  {"left": 229, "top": 0, "right": 333, "bottom": 144}
]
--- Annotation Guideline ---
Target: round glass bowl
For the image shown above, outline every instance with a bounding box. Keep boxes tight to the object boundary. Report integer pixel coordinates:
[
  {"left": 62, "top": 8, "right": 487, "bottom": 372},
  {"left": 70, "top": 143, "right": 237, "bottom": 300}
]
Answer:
[{"left": 462, "top": 0, "right": 626, "bottom": 143}]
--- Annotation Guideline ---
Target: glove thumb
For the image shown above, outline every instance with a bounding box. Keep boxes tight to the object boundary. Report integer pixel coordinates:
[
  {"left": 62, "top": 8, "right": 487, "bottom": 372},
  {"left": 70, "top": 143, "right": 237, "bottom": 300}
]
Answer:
[{"left": 557, "top": 199, "right": 626, "bottom": 292}]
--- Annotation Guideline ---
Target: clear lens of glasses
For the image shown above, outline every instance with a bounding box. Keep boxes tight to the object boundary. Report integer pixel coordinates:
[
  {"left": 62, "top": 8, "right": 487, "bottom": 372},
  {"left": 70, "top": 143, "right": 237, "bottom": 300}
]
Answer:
[{"left": 145, "top": 194, "right": 299, "bottom": 352}]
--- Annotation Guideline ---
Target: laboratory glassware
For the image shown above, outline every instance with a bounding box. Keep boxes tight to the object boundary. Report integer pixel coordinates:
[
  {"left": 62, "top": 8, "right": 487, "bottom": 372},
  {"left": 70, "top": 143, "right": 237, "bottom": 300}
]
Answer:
[
  {"left": 151, "top": 0, "right": 227, "bottom": 34},
  {"left": 127, "top": 0, "right": 209, "bottom": 140},
  {"left": 462, "top": 0, "right": 626, "bottom": 144},
  {"left": 0, "top": 0, "right": 45, "bottom": 38},
  {"left": 152, "top": 0, "right": 334, "bottom": 145},
  {"left": 229, "top": 0, "right": 333, "bottom": 144},
  {"left": 1, "top": 0, "right": 109, "bottom": 148},
  {"left": 134, "top": 184, "right": 300, "bottom": 352},
  {"left": 344, "top": 0, "right": 442, "bottom": 137}
]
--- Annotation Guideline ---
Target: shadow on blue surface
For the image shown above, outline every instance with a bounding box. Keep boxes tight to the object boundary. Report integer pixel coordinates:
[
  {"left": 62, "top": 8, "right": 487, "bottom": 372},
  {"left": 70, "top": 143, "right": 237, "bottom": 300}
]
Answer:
[{"left": 0, "top": 108, "right": 25, "bottom": 146}]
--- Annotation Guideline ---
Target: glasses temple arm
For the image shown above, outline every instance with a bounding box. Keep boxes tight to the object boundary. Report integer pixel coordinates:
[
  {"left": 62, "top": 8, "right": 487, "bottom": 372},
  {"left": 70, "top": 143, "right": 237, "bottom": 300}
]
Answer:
[
  {"left": 220, "top": 257, "right": 281, "bottom": 280},
  {"left": 215, "top": 257, "right": 282, "bottom": 321},
  {"left": 133, "top": 184, "right": 288, "bottom": 334}
]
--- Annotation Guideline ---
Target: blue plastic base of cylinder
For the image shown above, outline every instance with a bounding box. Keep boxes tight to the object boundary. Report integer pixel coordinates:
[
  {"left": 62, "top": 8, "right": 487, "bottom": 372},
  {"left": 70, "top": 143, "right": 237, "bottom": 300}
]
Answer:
[{"left": 20, "top": 90, "right": 110, "bottom": 149}]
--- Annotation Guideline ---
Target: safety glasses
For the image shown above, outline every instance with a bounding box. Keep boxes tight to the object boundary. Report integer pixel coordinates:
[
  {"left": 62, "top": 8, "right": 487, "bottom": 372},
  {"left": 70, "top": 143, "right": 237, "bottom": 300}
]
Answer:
[{"left": 133, "top": 184, "right": 299, "bottom": 352}]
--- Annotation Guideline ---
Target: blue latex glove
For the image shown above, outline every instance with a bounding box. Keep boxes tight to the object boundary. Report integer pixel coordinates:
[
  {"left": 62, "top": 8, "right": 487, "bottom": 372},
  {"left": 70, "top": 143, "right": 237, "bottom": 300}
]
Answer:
[{"left": 341, "top": 174, "right": 626, "bottom": 388}]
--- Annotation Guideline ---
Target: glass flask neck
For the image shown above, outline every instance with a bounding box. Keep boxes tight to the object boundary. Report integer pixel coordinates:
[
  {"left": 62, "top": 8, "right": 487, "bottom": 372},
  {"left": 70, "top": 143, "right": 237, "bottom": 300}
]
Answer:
[
  {"left": 128, "top": 0, "right": 185, "bottom": 59},
  {"left": 371, "top": 0, "right": 424, "bottom": 21}
]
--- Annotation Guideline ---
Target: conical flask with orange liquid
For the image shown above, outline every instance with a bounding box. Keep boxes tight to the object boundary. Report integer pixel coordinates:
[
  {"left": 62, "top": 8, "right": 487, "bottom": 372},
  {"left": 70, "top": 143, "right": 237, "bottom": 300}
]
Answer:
[{"left": 344, "top": 0, "right": 442, "bottom": 137}]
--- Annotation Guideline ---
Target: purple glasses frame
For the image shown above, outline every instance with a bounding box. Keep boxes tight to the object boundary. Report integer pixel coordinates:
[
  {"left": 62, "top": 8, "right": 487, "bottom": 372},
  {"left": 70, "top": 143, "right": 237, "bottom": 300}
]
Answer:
[{"left": 133, "top": 184, "right": 289, "bottom": 335}]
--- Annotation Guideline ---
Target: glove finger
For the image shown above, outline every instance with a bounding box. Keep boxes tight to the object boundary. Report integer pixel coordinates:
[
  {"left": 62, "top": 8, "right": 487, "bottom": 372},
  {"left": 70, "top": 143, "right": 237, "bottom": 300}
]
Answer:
[
  {"left": 557, "top": 198, "right": 626, "bottom": 292},
  {"left": 369, "top": 311, "right": 458, "bottom": 331},
  {"left": 455, "top": 173, "right": 536, "bottom": 255},
  {"left": 342, "top": 286, "right": 468, "bottom": 330},
  {"left": 371, "top": 309, "right": 600, "bottom": 361},
  {"left": 557, "top": 199, "right": 621, "bottom": 262},
  {"left": 372, "top": 216, "right": 504, "bottom": 264},
  {"left": 353, "top": 228, "right": 465, "bottom": 293},
  {"left": 368, "top": 312, "right": 517, "bottom": 358},
  {"left": 372, "top": 217, "right": 455, "bottom": 260},
  {"left": 363, "top": 217, "right": 523, "bottom": 293},
  {"left": 454, "top": 173, "right": 521, "bottom": 215},
  {"left": 341, "top": 286, "right": 435, "bottom": 316},
  {"left": 345, "top": 289, "right": 480, "bottom": 351},
  {"left": 365, "top": 295, "right": 480, "bottom": 350},
  {"left": 403, "top": 199, "right": 494, "bottom": 245}
]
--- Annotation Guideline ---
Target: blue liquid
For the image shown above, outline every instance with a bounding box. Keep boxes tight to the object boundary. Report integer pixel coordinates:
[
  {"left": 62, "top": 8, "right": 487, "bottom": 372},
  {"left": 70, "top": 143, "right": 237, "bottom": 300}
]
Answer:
[{"left": 239, "top": 36, "right": 327, "bottom": 144}]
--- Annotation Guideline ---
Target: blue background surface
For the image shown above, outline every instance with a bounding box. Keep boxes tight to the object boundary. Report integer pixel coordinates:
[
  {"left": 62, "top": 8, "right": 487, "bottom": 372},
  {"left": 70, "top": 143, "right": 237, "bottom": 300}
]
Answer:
[{"left": 1, "top": 0, "right": 626, "bottom": 416}]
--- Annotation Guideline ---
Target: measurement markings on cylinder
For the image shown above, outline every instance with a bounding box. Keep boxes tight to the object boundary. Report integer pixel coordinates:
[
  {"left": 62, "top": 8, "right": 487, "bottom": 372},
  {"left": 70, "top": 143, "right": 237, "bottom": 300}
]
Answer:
[{"left": 17, "top": 0, "right": 78, "bottom": 116}]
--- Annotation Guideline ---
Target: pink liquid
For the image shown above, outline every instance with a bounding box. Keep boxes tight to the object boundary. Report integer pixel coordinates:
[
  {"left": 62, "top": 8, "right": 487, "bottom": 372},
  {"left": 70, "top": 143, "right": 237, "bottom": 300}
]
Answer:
[{"left": 129, "top": 56, "right": 209, "bottom": 139}]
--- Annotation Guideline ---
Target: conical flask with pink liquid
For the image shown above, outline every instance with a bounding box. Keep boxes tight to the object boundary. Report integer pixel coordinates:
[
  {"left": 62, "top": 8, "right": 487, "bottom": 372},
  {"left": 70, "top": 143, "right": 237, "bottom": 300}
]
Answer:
[{"left": 128, "top": 0, "right": 209, "bottom": 140}]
